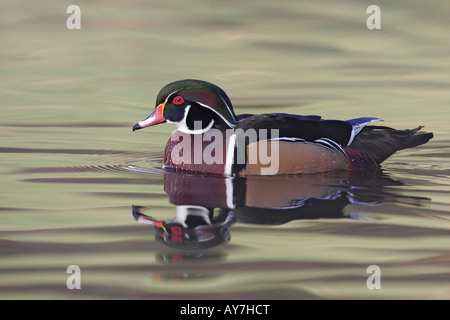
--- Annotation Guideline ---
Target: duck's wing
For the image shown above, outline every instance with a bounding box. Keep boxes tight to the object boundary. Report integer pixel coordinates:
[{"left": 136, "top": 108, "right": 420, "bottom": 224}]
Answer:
[{"left": 235, "top": 114, "right": 380, "bottom": 146}]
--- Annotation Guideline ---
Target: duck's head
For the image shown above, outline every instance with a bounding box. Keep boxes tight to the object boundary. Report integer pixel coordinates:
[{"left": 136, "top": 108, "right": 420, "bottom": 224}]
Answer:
[{"left": 133, "top": 79, "right": 238, "bottom": 134}]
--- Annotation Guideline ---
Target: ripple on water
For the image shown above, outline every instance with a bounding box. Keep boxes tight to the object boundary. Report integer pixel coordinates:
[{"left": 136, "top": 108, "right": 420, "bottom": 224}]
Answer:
[
  {"left": 1, "top": 146, "right": 165, "bottom": 175},
  {"left": 0, "top": 145, "right": 166, "bottom": 186}
]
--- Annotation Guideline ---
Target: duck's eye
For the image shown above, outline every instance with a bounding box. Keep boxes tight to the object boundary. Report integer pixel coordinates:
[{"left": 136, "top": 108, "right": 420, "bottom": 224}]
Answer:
[{"left": 172, "top": 96, "right": 184, "bottom": 105}]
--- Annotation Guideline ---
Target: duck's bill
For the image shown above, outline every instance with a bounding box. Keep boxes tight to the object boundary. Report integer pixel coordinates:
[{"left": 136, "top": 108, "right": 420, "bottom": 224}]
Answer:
[
  {"left": 132, "top": 205, "right": 163, "bottom": 227},
  {"left": 133, "top": 102, "right": 166, "bottom": 131}
]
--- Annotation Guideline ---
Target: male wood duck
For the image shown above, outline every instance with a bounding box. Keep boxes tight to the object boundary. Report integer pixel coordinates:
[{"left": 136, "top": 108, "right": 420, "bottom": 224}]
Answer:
[{"left": 133, "top": 79, "right": 433, "bottom": 176}]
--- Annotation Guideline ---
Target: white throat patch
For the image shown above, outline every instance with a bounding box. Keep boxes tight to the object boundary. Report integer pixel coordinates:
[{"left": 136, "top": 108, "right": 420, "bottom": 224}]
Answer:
[{"left": 169, "top": 105, "right": 215, "bottom": 134}]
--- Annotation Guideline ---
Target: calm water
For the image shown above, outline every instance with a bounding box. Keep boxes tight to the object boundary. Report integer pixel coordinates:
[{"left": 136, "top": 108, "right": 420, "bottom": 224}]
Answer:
[{"left": 1, "top": 1, "right": 449, "bottom": 299}]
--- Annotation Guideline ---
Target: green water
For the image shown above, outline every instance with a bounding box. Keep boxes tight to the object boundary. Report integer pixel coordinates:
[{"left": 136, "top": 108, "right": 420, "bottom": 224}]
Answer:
[{"left": 1, "top": 0, "right": 449, "bottom": 299}]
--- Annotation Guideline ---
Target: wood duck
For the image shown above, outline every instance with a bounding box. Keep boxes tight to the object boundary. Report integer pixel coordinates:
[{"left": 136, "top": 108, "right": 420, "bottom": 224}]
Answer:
[{"left": 133, "top": 79, "right": 433, "bottom": 176}]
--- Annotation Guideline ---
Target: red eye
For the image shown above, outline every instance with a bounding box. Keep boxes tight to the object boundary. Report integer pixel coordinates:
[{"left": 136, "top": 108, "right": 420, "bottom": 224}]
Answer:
[{"left": 172, "top": 96, "right": 184, "bottom": 105}]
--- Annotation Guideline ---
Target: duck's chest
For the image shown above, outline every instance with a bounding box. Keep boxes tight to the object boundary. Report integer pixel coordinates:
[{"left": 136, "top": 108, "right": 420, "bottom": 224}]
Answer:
[
  {"left": 163, "top": 130, "right": 227, "bottom": 175},
  {"left": 163, "top": 131, "right": 349, "bottom": 175}
]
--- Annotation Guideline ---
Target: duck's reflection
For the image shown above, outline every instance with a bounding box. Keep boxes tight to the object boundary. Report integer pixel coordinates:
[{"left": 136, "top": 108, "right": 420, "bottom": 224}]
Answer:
[
  {"left": 133, "top": 204, "right": 234, "bottom": 251},
  {"left": 132, "top": 169, "right": 429, "bottom": 281},
  {"left": 132, "top": 169, "right": 412, "bottom": 247}
]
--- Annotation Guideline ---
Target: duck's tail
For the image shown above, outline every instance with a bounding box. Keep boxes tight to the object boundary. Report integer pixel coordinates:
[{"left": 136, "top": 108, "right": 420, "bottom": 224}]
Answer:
[{"left": 345, "top": 125, "right": 433, "bottom": 168}]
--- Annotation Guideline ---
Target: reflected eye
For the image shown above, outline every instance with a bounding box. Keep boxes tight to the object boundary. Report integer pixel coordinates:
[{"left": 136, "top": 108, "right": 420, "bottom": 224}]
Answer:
[{"left": 173, "top": 96, "right": 184, "bottom": 105}]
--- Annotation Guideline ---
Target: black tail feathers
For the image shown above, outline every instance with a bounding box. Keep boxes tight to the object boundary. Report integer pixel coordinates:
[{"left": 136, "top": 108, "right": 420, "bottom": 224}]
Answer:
[
  {"left": 349, "top": 125, "right": 433, "bottom": 165},
  {"left": 399, "top": 126, "right": 434, "bottom": 150}
]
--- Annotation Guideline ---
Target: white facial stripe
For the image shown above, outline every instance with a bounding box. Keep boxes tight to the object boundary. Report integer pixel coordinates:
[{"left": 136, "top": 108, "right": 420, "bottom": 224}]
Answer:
[
  {"left": 196, "top": 102, "right": 236, "bottom": 128},
  {"left": 218, "top": 94, "right": 237, "bottom": 122},
  {"left": 173, "top": 105, "right": 215, "bottom": 134},
  {"left": 177, "top": 119, "right": 214, "bottom": 134},
  {"left": 165, "top": 88, "right": 183, "bottom": 103},
  {"left": 197, "top": 119, "right": 215, "bottom": 133},
  {"left": 164, "top": 87, "right": 236, "bottom": 128},
  {"left": 171, "top": 105, "right": 191, "bottom": 133}
]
